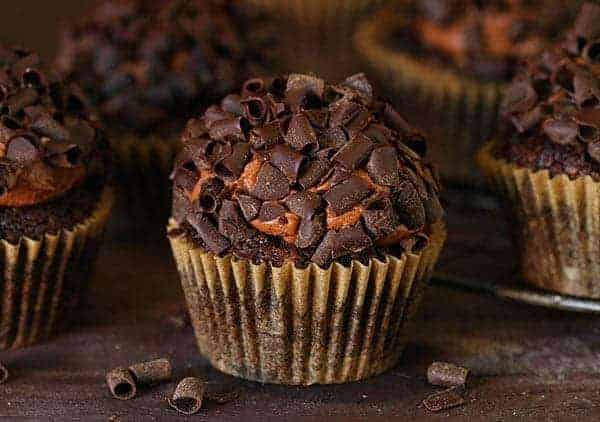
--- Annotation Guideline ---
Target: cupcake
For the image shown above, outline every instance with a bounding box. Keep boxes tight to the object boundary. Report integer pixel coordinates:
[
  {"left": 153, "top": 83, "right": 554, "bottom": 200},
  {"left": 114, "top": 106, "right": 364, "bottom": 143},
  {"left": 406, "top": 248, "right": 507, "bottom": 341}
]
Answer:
[
  {"left": 168, "top": 73, "right": 446, "bottom": 385},
  {"left": 55, "top": 0, "right": 265, "bottom": 226},
  {"left": 356, "top": 0, "right": 578, "bottom": 185},
  {"left": 478, "top": 2, "right": 600, "bottom": 298},
  {"left": 0, "top": 45, "right": 113, "bottom": 349}
]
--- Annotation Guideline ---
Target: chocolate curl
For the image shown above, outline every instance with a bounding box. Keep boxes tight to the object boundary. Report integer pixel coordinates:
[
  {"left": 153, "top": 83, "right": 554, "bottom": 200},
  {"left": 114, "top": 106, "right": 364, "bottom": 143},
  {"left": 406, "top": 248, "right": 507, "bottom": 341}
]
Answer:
[
  {"left": 265, "top": 93, "right": 287, "bottom": 117},
  {"left": 242, "top": 78, "right": 266, "bottom": 98},
  {"left": 573, "top": 3, "right": 600, "bottom": 41},
  {"left": 285, "top": 74, "right": 325, "bottom": 111},
  {"left": 208, "top": 117, "right": 249, "bottom": 142},
  {"left": 579, "top": 124, "right": 599, "bottom": 143},
  {"left": 510, "top": 106, "right": 544, "bottom": 133},
  {"left": 296, "top": 213, "right": 326, "bottom": 249},
  {"left": 324, "top": 174, "right": 373, "bottom": 215},
  {"left": 169, "top": 377, "right": 205, "bottom": 415},
  {"left": 583, "top": 39, "right": 600, "bottom": 64},
  {"left": 241, "top": 97, "right": 268, "bottom": 126},
  {"left": 362, "top": 199, "right": 398, "bottom": 238},
  {"left": 197, "top": 177, "right": 224, "bottom": 213},
  {"left": 332, "top": 134, "right": 374, "bottom": 170},
  {"left": 423, "top": 387, "right": 465, "bottom": 413},
  {"left": 342, "top": 73, "right": 373, "bottom": 102},
  {"left": 45, "top": 140, "right": 82, "bottom": 168},
  {"left": 298, "top": 158, "right": 330, "bottom": 189},
  {"left": 367, "top": 146, "right": 400, "bottom": 186},
  {"left": 588, "top": 142, "right": 600, "bottom": 164},
  {"left": 285, "top": 113, "right": 318, "bottom": 152},
  {"left": 319, "top": 127, "right": 347, "bottom": 149},
  {"left": 183, "top": 137, "right": 215, "bottom": 170},
  {"left": 284, "top": 191, "right": 323, "bottom": 219},
  {"left": 171, "top": 166, "right": 197, "bottom": 193},
  {"left": 182, "top": 118, "right": 208, "bottom": 141},
  {"left": 427, "top": 362, "right": 470, "bottom": 388},
  {"left": 218, "top": 200, "right": 255, "bottom": 242},
  {"left": 221, "top": 94, "right": 243, "bottom": 115},
  {"left": 106, "top": 367, "right": 137, "bottom": 400},
  {"left": 311, "top": 224, "right": 372, "bottom": 268},
  {"left": 542, "top": 118, "right": 579, "bottom": 146},
  {"left": 6, "top": 136, "right": 39, "bottom": 163},
  {"left": 382, "top": 103, "right": 413, "bottom": 134},
  {"left": 215, "top": 143, "right": 252, "bottom": 180},
  {"left": 573, "top": 71, "right": 600, "bottom": 107},
  {"left": 22, "top": 68, "right": 45, "bottom": 88},
  {"left": 5, "top": 87, "right": 39, "bottom": 115},
  {"left": 202, "top": 106, "right": 234, "bottom": 129},
  {"left": 129, "top": 358, "right": 172, "bottom": 386},
  {"left": 364, "top": 123, "right": 392, "bottom": 144},
  {"left": 0, "top": 363, "right": 7, "bottom": 384},
  {"left": 250, "top": 162, "right": 290, "bottom": 201},
  {"left": 186, "top": 212, "right": 231, "bottom": 255},
  {"left": 329, "top": 99, "right": 364, "bottom": 128},
  {"left": 249, "top": 121, "right": 281, "bottom": 149},
  {"left": 392, "top": 181, "right": 426, "bottom": 231},
  {"left": 502, "top": 79, "right": 538, "bottom": 115},
  {"left": 269, "top": 144, "right": 304, "bottom": 184},
  {"left": 31, "top": 115, "right": 70, "bottom": 142},
  {"left": 238, "top": 194, "right": 261, "bottom": 221}
]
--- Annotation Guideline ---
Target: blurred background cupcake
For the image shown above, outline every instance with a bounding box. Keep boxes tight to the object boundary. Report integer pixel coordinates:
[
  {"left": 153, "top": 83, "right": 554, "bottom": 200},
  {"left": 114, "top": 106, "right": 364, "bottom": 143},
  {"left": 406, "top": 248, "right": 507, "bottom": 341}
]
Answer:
[
  {"left": 55, "top": 0, "right": 270, "bottom": 233},
  {"left": 478, "top": 3, "right": 600, "bottom": 298},
  {"left": 168, "top": 72, "right": 446, "bottom": 385},
  {"left": 0, "top": 45, "right": 113, "bottom": 348},
  {"left": 356, "top": 0, "right": 581, "bottom": 186},
  {"left": 246, "top": 0, "right": 387, "bottom": 80}
]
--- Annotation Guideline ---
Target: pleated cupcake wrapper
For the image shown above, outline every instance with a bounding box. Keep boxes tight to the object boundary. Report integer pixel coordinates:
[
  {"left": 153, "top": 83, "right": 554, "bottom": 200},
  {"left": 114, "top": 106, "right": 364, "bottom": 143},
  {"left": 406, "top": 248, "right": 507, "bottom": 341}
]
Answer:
[
  {"left": 111, "top": 134, "right": 179, "bottom": 229},
  {"left": 477, "top": 143, "right": 600, "bottom": 298},
  {"left": 169, "top": 220, "right": 446, "bottom": 385},
  {"left": 355, "top": 9, "right": 503, "bottom": 186},
  {"left": 0, "top": 187, "right": 114, "bottom": 350}
]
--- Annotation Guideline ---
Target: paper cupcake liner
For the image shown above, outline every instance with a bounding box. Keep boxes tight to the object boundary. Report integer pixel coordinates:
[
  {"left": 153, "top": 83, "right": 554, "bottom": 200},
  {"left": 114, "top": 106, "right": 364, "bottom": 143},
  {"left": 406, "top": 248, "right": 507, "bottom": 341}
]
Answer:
[
  {"left": 110, "top": 135, "right": 179, "bottom": 230},
  {"left": 0, "top": 187, "right": 114, "bottom": 349},
  {"left": 355, "top": 9, "right": 503, "bottom": 186},
  {"left": 169, "top": 220, "right": 446, "bottom": 385},
  {"left": 478, "top": 143, "right": 600, "bottom": 298}
]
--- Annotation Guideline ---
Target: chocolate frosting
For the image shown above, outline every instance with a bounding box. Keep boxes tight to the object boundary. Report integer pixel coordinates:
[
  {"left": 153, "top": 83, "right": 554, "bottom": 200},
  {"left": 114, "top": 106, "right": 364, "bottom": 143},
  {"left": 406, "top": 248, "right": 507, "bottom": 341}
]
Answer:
[
  {"left": 56, "top": 0, "right": 265, "bottom": 135},
  {"left": 411, "top": 0, "right": 573, "bottom": 81},
  {"left": 171, "top": 74, "right": 444, "bottom": 268},
  {"left": 496, "top": 3, "right": 600, "bottom": 181},
  {"left": 0, "top": 45, "right": 109, "bottom": 208}
]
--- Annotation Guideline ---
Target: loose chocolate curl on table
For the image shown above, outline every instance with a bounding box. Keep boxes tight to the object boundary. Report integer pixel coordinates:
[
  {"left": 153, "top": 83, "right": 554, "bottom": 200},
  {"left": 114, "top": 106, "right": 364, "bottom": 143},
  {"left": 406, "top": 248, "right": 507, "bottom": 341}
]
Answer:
[
  {"left": 128, "top": 358, "right": 172, "bottom": 386},
  {"left": 427, "top": 361, "right": 470, "bottom": 387},
  {"left": 169, "top": 377, "right": 205, "bottom": 415},
  {"left": 106, "top": 367, "right": 137, "bottom": 400}
]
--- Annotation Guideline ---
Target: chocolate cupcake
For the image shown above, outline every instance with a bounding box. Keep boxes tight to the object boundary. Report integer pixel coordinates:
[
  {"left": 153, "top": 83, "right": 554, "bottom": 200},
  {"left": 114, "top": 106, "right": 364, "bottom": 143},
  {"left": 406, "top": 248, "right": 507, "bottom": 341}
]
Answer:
[
  {"left": 168, "top": 73, "right": 446, "bottom": 385},
  {"left": 0, "top": 46, "right": 113, "bottom": 348},
  {"left": 55, "top": 0, "right": 265, "bottom": 225},
  {"left": 356, "top": 0, "right": 578, "bottom": 185},
  {"left": 478, "top": 2, "right": 600, "bottom": 298}
]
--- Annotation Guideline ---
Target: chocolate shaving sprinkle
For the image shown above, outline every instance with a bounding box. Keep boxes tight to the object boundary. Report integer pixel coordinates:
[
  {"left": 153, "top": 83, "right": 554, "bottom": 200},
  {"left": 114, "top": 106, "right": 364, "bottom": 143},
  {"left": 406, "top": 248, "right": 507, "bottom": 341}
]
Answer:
[
  {"left": 423, "top": 387, "right": 466, "bottom": 413},
  {"left": 129, "top": 358, "right": 173, "bottom": 386},
  {"left": 427, "top": 362, "right": 470, "bottom": 388},
  {"left": 106, "top": 367, "right": 137, "bottom": 400},
  {"left": 172, "top": 74, "right": 443, "bottom": 268},
  {"left": 496, "top": 4, "right": 600, "bottom": 181},
  {"left": 169, "top": 377, "right": 205, "bottom": 415}
]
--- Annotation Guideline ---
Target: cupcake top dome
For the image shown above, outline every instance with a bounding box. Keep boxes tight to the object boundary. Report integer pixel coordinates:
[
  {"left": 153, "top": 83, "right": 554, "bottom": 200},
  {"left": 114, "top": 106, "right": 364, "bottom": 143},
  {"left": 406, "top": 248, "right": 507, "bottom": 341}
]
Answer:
[
  {"left": 171, "top": 73, "right": 443, "bottom": 268},
  {"left": 0, "top": 45, "right": 109, "bottom": 208},
  {"left": 411, "top": 0, "right": 573, "bottom": 81},
  {"left": 55, "top": 0, "right": 255, "bottom": 135},
  {"left": 497, "top": 2, "right": 600, "bottom": 181}
]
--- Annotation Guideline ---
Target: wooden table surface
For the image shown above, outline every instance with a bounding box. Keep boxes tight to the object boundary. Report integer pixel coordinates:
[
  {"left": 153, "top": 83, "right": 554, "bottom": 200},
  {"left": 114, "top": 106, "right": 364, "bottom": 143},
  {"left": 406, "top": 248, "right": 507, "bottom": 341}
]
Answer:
[{"left": 1, "top": 192, "right": 599, "bottom": 421}]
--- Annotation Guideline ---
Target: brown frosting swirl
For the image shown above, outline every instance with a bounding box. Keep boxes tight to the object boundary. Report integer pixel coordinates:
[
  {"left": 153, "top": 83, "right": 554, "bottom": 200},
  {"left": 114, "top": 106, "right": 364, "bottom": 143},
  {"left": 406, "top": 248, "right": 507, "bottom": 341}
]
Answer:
[
  {"left": 56, "top": 0, "right": 265, "bottom": 135},
  {"left": 0, "top": 45, "right": 109, "bottom": 208},
  {"left": 171, "top": 74, "right": 444, "bottom": 268},
  {"left": 496, "top": 2, "right": 600, "bottom": 181},
  {"left": 412, "top": 0, "right": 573, "bottom": 81}
]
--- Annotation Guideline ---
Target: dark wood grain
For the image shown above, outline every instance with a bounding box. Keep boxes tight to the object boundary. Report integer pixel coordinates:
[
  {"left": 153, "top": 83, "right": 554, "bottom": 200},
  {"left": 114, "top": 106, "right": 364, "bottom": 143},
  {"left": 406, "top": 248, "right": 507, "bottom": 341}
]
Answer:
[{"left": 0, "top": 194, "right": 599, "bottom": 421}]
